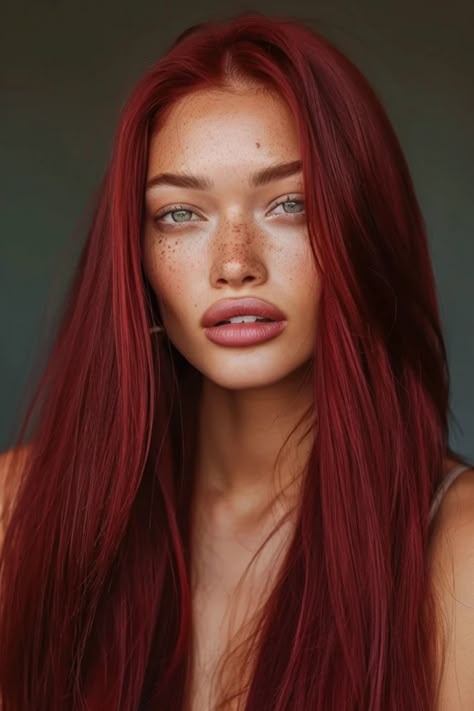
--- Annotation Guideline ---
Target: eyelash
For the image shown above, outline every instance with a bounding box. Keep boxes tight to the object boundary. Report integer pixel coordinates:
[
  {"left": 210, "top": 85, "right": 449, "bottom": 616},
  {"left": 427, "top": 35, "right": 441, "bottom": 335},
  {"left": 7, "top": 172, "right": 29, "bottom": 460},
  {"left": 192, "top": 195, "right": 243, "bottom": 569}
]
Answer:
[{"left": 153, "top": 195, "right": 305, "bottom": 228}]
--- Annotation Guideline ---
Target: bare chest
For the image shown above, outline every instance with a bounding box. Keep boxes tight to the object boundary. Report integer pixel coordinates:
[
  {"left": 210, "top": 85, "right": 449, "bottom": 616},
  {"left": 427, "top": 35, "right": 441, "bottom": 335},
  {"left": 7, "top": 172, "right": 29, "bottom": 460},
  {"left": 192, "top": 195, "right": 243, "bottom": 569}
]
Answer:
[
  {"left": 185, "top": 590, "right": 250, "bottom": 711},
  {"left": 184, "top": 511, "right": 295, "bottom": 711}
]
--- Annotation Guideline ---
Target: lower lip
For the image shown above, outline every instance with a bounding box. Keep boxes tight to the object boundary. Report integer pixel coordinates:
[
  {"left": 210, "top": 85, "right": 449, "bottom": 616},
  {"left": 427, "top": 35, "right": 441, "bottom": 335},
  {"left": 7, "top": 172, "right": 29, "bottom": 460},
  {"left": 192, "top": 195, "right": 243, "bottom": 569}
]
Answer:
[{"left": 204, "top": 320, "right": 287, "bottom": 347}]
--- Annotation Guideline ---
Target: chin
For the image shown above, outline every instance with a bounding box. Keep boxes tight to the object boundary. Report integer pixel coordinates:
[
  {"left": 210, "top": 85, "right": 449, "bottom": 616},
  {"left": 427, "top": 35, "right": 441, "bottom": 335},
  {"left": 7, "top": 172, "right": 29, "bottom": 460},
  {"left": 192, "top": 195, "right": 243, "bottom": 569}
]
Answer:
[
  {"left": 168, "top": 337, "right": 314, "bottom": 391},
  {"left": 195, "top": 358, "right": 312, "bottom": 392},
  {"left": 202, "top": 372, "right": 289, "bottom": 391}
]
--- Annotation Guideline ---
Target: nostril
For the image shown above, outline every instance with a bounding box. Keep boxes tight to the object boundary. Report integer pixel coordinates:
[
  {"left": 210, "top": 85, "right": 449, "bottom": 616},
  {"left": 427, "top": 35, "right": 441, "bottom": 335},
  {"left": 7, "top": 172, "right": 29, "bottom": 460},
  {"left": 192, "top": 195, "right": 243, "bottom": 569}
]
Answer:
[
  {"left": 211, "top": 261, "right": 267, "bottom": 288},
  {"left": 216, "top": 274, "right": 257, "bottom": 285}
]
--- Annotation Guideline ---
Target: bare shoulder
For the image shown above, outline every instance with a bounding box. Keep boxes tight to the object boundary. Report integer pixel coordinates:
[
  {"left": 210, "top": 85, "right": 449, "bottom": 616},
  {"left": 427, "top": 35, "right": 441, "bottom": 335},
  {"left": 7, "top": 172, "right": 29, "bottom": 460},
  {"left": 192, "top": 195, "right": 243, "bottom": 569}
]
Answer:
[
  {"left": 0, "top": 444, "right": 32, "bottom": 525},
  {"left": 0, "top": 444, "right": 32, "bottom": 482},
  {"left": 0, "top": 444, "right": 31, "bottom": 470},
  {"left": 428, "top": 464, "right": 474, "bottom": 710}
]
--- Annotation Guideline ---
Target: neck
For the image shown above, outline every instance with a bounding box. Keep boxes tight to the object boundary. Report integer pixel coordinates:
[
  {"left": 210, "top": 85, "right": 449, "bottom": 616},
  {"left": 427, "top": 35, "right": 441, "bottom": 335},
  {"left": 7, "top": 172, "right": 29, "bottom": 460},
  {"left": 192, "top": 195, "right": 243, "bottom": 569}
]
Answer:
[{"left": 194, "top": 364, "right": 314, "bottom": 521}]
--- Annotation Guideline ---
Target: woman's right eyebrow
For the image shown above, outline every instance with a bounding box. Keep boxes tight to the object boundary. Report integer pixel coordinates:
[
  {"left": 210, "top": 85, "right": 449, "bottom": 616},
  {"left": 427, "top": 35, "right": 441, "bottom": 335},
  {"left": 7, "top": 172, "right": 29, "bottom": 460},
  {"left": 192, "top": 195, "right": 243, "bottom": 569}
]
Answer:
[{"left": 146, "top": 160, "right": 302, "bottom": 192}]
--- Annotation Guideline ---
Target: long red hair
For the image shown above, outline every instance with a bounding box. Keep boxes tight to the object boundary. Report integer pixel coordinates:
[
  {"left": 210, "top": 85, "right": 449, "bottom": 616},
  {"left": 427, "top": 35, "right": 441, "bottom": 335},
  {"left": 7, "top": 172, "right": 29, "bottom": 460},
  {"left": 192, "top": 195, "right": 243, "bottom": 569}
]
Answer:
[{"left": 0, "top": 12, "right": 461, "bottom": 709}]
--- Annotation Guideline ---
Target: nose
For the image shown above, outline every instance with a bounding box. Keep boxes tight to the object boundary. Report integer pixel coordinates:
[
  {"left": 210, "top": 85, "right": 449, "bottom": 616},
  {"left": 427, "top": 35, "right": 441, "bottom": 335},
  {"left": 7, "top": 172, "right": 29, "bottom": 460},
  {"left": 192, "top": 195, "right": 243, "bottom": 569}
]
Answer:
[{"left": 209, "top": 221, "right": 268, "bottom": 289}]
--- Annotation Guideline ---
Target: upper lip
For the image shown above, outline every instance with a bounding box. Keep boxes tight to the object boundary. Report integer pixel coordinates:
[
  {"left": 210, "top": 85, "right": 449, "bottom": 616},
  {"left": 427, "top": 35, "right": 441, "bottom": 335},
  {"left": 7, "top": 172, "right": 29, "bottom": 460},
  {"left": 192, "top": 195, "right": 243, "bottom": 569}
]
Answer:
[{"left": 201, "top": 297, "right": 287, "bottom": 327}]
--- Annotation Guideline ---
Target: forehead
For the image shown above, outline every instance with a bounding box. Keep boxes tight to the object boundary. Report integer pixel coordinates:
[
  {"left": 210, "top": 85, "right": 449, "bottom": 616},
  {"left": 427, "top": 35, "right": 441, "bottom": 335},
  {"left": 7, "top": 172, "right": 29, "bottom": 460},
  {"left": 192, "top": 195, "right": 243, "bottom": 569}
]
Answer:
[{"left": 147, "top": 87, "right": 301, "bottom": 174}]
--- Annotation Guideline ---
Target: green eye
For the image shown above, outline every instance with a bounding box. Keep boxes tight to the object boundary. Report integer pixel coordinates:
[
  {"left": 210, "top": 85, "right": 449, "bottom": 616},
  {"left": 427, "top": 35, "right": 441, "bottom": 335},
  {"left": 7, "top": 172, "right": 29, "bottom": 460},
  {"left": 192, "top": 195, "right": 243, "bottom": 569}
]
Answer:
[
  {"left": 271, "top": 197, "right": 305, "bottom": 215},
  {"left": 169, "top": 209, "right": 194, "bottom": 222},
  {"left": 154, "top": 206, "right": 200, "bottom": 225},
  {"left": 283, "top": 200, "right": 304, "bottom": 213}
]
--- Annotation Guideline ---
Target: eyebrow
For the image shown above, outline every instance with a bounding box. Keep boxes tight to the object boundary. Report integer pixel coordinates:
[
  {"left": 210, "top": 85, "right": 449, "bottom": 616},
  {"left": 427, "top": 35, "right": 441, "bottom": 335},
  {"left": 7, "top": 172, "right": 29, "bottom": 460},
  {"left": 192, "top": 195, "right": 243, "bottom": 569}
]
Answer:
[{"left": 145, "top": 159, "right": 303, "bottom": 192}]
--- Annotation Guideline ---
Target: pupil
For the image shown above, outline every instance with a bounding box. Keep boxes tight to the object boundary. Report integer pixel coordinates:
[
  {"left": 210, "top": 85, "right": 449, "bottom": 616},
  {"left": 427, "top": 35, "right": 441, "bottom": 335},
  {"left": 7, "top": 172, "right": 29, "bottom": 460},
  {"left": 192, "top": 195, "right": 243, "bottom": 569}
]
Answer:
[
  {"left": 284, "top": 201, "right": 301, "bottom": 213},
  {"left": 173, "top": 210, "right": 191, "bottom": 222}
]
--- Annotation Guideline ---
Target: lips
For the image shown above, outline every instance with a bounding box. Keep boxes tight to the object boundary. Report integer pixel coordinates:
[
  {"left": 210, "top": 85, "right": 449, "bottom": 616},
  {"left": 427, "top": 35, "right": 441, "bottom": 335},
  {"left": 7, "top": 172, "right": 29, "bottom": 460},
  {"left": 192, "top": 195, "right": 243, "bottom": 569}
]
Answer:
[{"left": 201, "top": 297, "right": 286, "bottom": 328}]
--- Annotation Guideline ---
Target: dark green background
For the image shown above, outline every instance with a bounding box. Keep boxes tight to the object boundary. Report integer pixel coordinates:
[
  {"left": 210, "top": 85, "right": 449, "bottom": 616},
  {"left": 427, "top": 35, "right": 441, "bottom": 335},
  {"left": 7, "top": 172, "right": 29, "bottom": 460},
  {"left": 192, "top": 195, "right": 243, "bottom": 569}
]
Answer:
[{"left": 1, "top": 1, "right": 473, "bottom": 458}]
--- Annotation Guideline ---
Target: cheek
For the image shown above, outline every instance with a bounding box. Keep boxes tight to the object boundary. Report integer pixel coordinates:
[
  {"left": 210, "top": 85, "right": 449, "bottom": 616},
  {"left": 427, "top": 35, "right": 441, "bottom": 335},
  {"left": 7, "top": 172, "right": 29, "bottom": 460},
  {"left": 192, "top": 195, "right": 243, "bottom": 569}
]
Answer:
[
  {"left": 272, "top": 231, "right": 318, "bottom": 284},
  {"left": 300, "top": 250, "right": 321, "bottom": 308},
  {"left": 142, "top": 234, "right": 199, "bottom": 316},
  {"left": 281, "top": 240, "right": 321, "bottom": 318}
]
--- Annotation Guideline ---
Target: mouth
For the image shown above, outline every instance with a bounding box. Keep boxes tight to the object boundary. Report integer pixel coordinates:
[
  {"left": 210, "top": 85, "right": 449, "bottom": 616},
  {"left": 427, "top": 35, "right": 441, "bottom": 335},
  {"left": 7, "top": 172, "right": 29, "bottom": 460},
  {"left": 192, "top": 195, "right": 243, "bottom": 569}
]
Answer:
[
  {"left": 214, "top": 315, "right": 274, "bottom": 326},
  {"left": 201, "top": 298, "right": 287, "bottom": 347},
  {"left": 201, "top": 297, "right": 286, "bottom": 328}
]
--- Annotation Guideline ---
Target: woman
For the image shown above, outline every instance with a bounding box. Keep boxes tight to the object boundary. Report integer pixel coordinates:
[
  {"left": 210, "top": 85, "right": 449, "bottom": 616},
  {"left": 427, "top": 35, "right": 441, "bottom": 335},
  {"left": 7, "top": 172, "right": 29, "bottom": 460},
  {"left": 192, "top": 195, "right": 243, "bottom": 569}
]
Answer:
[{"left": 0, "top": 12, "right": 473, "bottom": 711}]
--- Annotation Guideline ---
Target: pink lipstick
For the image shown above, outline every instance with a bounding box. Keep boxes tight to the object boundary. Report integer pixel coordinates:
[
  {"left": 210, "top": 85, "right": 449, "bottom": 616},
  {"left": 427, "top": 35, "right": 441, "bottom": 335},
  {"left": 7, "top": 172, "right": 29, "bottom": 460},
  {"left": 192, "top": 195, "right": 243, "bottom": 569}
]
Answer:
[{"left": 201, "top": 297, "right": 287, "bottom": 347}]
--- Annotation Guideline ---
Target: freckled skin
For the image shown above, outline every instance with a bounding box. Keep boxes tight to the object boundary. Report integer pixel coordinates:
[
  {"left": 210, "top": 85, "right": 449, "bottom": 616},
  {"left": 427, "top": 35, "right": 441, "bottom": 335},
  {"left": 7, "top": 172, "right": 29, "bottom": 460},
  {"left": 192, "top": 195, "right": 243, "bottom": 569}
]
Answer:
[{"left": 142, "top": 87, "right": 321, "bottom": 390}]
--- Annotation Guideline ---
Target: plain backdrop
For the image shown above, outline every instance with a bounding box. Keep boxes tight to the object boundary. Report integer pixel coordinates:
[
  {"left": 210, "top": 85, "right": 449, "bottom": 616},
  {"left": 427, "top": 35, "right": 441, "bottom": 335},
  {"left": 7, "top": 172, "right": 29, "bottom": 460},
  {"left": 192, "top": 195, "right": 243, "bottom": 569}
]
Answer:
[{"left": 1, "top": 0, "right": 473, "bottom": 459}]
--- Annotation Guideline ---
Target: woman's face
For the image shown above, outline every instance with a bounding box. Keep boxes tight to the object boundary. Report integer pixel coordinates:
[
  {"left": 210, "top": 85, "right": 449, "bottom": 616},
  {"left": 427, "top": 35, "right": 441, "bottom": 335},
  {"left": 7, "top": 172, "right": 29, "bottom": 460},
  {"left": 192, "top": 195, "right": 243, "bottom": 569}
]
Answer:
[{"left": 142, "top": 86, "right": 321, "bottom": 390}]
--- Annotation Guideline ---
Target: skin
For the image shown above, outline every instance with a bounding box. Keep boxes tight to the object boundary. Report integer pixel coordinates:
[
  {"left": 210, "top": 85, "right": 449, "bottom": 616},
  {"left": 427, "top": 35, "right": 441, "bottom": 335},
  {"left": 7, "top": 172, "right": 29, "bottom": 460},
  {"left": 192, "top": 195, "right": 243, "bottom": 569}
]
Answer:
[
  {"left": 142, "top": 85, "right": 320, "bottom": 529},
  {"left": 428, "top": 467, "right": 474, "bottom": 710}
]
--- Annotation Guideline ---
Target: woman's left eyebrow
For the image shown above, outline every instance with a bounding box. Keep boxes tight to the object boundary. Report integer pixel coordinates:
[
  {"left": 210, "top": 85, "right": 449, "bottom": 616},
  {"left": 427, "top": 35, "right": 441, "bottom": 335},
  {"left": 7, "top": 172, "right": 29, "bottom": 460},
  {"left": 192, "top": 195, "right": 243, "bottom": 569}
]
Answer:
[{"left": 146, "top": 160, "right": 303, "bottom": 192}]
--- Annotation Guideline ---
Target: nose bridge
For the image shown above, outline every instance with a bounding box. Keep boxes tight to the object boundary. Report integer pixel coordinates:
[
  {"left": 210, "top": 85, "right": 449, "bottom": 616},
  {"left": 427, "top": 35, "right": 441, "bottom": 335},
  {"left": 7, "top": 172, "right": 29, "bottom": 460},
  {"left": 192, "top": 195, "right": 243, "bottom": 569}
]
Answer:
[
  {"left": 210, "top": 215, "right": 267, "bottom": 287},
  {"left": 219, "top": 217, "right": 253, "bottom": 259}
]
